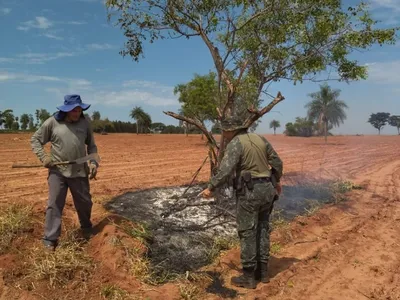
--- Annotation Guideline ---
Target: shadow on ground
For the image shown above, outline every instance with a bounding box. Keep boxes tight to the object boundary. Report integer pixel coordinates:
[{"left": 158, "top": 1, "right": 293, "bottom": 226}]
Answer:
[{"left": 203, "top": 256, "right": 300, "bottom": 298}]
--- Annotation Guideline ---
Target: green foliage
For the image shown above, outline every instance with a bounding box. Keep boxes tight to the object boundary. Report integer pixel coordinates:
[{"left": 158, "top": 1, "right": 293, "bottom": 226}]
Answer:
[
  {"left": 11, "top": 121, "right": 19, "bottom": 131},
  {"left": 106, "top": 0, "right": 398, "bottom": 102},
  {"left": 130, "top": 106, "right": 152, "bottom": 134},
  {"left": 284, "top": 122, "right": 297, "bottom": 136},
  {"left": 174, "top": 72, "right": 218, "bottom": 123},
  {"left": 305, "top": 83, "right": 348, "bottom": 142},
  {"left": 0, "top": 109, "right": 13, "bottom": 129},
  {"left": 92, "top": 111, "right": 101, "bottom": 121},
  {"left": 91, "top": 118, "right": 115, "bottom": 133},
  {"left": 3, "top": 110, "right": 15, "bottom": 129},
  {"left": 389, "top": 115, "right": 400, "bottom": 134},
  {"left": 367, "top": 112, "right": 390, "bottom": 134},
  {"left": 162, "top": 125, "right": 185, "bottom": 134},
  {"left": 35, "top": 109, "right": 51, "bottom": 126},
  {"left": 284, "top": 117, "right": 315, "bottom": 137},
  {"left": 269, "top": 120, "right": 281, "bottom": 135},
  {"left": 20, "top": 113, "right": 30, "bottom": 130},
  {"left": 150, "top": 122, "right": 166, "bottom": 133},
  {"left": 28, "top": 114, "right": 35, "bottom": 130}
]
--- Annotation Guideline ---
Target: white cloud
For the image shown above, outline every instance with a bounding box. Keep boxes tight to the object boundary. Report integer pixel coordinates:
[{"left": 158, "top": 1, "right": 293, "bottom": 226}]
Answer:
[
  {"left": 16, "top": 52, "right": 76, "bottom": 64},
  {"left": 0, "top": 43, "right": 118, "bottom": 65},
  {"left": 66, "top": 21, "right": 87, "bottom": 25},
  {"left": 90, "top": 90, "right": 178, "bottom": 107},
  {"left": 0, "top": 8, "right": 11, "bottom": 15},
  {"left": 41, "top": 33, "right": 64, "bottom": 40},
  {"left": 370, "top": 0, "right": 400, "bottom": 11},
  {"left": 0, "top": 71, "right": 61, "bottom": 83},
  {"left": 0, "top": 57, "right": 15, "bottom": 63},
  {"left": 122, "top": 80, "right": 174, "bottom": 93},
  {"left": 17, "top": 16, "right": 53, "bottom": 31},
  {"left": 370, "top": 0, "right": 400, "bottom": 25},
  {"left": 1, "top": 70, "right": 178, "bottom": 108},
  {"left": 86, "top": 43, "right": 115, "bottom": 50},
  {"left": 366, "top": 60, "right": 400, "bottom": 85}
]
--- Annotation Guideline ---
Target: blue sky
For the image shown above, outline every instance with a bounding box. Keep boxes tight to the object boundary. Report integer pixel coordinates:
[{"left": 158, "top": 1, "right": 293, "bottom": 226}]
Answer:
[{"left": 0, "top": 0, "right": 399, "bottom": 135}]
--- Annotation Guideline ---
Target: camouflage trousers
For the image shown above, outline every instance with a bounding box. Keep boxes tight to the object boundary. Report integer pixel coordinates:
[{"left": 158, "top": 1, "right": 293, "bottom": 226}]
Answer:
[{"left": 236, "top": 181, "right": 275, "bottom": 269}]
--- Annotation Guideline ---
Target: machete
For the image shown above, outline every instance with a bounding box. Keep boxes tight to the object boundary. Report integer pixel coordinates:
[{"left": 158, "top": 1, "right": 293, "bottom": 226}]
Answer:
[{"left": 11, "top": 153, "right": 101, "bottom": 168}]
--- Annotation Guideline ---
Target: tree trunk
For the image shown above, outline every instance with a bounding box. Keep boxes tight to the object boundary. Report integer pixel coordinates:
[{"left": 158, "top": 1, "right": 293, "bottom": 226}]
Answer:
[
  {"left": 274, "top": 127, "right": 276, "bottom": 135},
  {"left": 398, "top": 127, "right": 399, "bottom": 135},
  {"left": 324, "top": 121, "right": 328, "bottom": 143},
  {"left": 136, "top": 121, "right": 139, "bottom": 135},
  {"left": 378, "top": 128, "right": 381, "bottom": 135}
]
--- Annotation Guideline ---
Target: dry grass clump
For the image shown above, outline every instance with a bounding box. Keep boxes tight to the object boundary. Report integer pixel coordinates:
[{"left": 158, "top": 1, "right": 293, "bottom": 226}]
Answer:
[
  {"left": 27, "top": 231, "right": 94, "bottom": 288},
  {"left": 0, "top": 203, "right": 33, "bottom": 253}
]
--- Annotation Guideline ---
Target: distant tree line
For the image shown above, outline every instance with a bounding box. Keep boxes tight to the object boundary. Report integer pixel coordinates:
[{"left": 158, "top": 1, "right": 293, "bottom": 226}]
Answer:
[
  {"left": 0, "top": 108, "right": 186, "bottom": 134},
  {"left": 0, "top": 109, "right": 51, "bottom": 131}
]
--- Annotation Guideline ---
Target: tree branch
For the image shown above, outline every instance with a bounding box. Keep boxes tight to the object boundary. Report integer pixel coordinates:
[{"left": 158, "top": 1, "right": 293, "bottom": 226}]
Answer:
[
  {"left": 244, "top": 92, "right": 285, "bottom": 127},
  {"left": 163, "top": 111, "right": 219, "bottom": 155}
]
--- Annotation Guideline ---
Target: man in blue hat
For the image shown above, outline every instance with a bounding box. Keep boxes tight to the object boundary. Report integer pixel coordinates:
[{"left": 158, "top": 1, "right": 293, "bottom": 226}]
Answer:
[{"left": 31, "top": 94, "right": 99, "bottom": 250}]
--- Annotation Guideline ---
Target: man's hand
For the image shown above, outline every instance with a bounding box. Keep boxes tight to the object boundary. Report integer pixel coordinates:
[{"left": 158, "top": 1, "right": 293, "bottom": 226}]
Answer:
[
  {"left": 42, "top": 156, "right": 54, "bottom": 168},
  {"left": 276, "top": 183, "right": 282, "bottom": 195},
  {"left": 198, "top": 188, "right": 212, "bottom": 198},
  {"left": 89, "top": 162, "right": 97, "bottom": 180}
]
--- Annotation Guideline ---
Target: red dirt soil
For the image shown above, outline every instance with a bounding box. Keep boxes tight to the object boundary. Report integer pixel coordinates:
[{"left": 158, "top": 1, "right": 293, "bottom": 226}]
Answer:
[{"left": 0, "top": 133, "right": 399, "bottom": 299}]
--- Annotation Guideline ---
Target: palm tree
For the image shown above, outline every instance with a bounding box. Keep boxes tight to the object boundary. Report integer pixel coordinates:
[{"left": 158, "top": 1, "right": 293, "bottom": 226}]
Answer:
[
  {"left": 305, "top": 83, "right": 348, "bottom": 143},
  {"left": 130, "top": 106, "right": 152, "bottom": 134},
  {"left": 0, "top": 109, "right": 13, "bottom": 129},
  {"left": 269, "top": 120, "right": 280, "bottom": 135},
  {"left": 130, "top": 106, "right": 144, "bottom": 134}
]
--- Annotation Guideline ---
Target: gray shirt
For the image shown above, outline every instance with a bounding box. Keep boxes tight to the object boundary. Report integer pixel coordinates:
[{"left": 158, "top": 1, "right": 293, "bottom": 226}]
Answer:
[{"left": 31, "top": 115, "right": 98, "bottom": 178}]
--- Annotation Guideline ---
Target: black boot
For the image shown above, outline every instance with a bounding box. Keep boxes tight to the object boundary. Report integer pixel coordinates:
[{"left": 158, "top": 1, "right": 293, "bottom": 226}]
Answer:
[
  {"left": 231, "top": 267, "right": 257, "bottom": 289},
  {"left": 255, "top": 262, "right": 270, "bottom": 283}
]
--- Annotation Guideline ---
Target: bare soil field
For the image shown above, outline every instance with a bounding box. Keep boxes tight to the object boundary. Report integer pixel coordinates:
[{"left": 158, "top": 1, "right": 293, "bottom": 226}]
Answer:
[{"left": 0, "top": 133, "right": 399, "bottom": 300}]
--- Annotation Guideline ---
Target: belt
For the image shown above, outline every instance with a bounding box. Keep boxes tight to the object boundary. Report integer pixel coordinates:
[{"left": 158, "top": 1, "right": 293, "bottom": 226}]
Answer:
[{"left": 252, "top": 177, "right": 271, "bottom": 183}]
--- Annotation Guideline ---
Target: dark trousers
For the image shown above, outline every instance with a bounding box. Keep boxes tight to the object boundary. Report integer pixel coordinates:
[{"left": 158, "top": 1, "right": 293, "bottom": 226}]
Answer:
[
  {"left": 236, "top": 182, "right": 275, "bottom": 269},
  {"left": 44, "top": 171, "right": 93, "bottom": 243}
]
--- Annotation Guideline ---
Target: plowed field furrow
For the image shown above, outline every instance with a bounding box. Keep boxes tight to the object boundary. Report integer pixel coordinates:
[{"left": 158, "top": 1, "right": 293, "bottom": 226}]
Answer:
[{"left": 245, "top": 159, "right": 400, "bottom": 300}]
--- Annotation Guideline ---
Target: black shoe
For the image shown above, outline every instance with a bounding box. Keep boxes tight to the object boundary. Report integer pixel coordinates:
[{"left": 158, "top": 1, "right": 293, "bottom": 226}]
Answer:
[
  {"left": 81, "top": 227, "right": 93, "bottom": 240},
  {"left": 231, "top": 267, "right": 257, "bottom": 289},
  {"left": 255, "top": 262, "right": 270, "bottom": 283}
]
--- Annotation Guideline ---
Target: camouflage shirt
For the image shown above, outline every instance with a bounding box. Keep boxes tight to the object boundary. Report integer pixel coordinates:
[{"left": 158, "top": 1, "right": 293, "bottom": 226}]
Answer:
[{"left": 208, "top": 133, "right": 283, "bottom": 191}]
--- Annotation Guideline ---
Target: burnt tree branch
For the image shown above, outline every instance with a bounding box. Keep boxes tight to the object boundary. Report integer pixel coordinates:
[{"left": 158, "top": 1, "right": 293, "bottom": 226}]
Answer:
[{"left": 244, "top": 92, "right": 285, "bottom": 128}]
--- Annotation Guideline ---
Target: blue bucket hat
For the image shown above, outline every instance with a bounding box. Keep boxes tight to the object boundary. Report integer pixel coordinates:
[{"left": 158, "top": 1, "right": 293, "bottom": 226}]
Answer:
[{"left": 56, "top": 94, "right": 90, "bottom": 112}]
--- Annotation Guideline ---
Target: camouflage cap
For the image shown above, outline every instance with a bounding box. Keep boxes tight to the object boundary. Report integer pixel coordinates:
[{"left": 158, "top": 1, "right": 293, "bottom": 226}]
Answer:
[{"left": 220, "top": 116, "right": 248, "bottom": 131}]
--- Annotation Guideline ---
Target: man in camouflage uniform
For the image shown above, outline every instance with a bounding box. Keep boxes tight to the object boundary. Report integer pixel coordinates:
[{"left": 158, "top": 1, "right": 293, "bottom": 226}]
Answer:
[
  {"left": 31, "top": 94, "right": 99, "bottom": 251},
  {"left": 200, "top": 117, "right": 283, "bottom": 289}
]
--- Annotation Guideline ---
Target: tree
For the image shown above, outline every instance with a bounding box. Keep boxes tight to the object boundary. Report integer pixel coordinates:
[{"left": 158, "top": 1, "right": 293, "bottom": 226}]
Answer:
[
  {"left": 389, "top": 115, "right": 400, "bottom": 135},
  {"left": 174, "top": 73, "right": 218, "bottom": 124},
  {"left": 92, "top": 111, "right": 101, "bottom": 121},
  {"left": 35, "top": 109, "right": 51, "bottom": 126},
  {"left": 269, "top": 120, "right": 281, "bottom": 135},
  {"left": 20, "top": 114, "right": 30, "bottom": 130},
  {"left": 11, "top": 118, "right": 19, "bottom": 131},
  {"left": 4, "top": 111, "right": 15, "bottom": 130},
  {"left": 284, "top": 122, "right": 297, "bottom": 136},
  {"left": 107, "top": 0, "right": 398, "bottom": 173},
  {"left": 368, "top": 112, "right": 390, "bottom": 135},
  {"left": 305, "top": 83, "right": 348, "bottom": 143},
  {"left": 284, "top": 117, "right": 316, "bottom": 137},
  {"left": 28, "top": 114, "right": 35, "bottom": 130},
  {"left": 0, "top": 109, "right": 13, "bottom": 129},
  {"left": 130, "top": 106, "right": 152, "bottom": 134}
]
